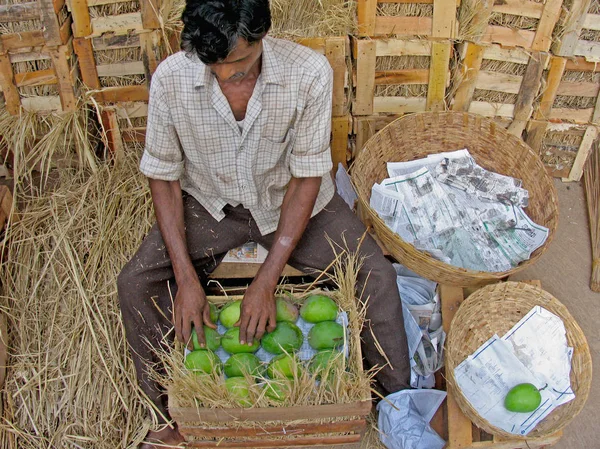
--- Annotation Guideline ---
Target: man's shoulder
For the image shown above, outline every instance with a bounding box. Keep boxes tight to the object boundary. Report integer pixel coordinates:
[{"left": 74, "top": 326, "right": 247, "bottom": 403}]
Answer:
[
  {"left": 152, "top": 51, "right": 196, "bottom": 84},
  {"left": 266, "top": 37, "right": 332, "bottom": 79}
]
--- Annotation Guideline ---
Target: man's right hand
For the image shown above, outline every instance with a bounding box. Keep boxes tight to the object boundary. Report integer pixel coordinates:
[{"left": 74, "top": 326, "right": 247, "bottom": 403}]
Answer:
[{"left": 173, "top": 277, "right": 216, "bottom": 350}]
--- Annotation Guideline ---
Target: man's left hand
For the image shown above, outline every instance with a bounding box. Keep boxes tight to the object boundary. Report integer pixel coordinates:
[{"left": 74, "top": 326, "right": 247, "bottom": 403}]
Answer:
[{"left": 237, "top": 282, "right": 277, "bottom": 345}]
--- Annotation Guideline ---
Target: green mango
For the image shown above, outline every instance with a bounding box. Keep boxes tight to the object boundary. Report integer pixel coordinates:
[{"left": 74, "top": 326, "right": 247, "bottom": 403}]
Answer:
[
  {"left": 209, "top": 303, "right": 220, "bottom": 324},
  {"left": 261, "top": 322, "right": 303, "bottom": 355},
  {"left": 225, "top": 377, "right": 253, "bottom": 407},
  {"left": 184, "top": 350, "right": 221, "bottom": 374},
  {"left": 308, "top": 321, "right": 344, "bottom": 350},
  {"left": 220, "top": 300, "right": 242, "bottom": 328},
  {"left": 504, "top": 383, "right": 542, "bottom": 413},
  {"left": 264, "top": 379, "right": 292, "bottom": 402},
  {"left": 309, "top": 349, "right": 343, "bottom": 378},
  {"left": 276, "top": 297, "right": 299, "bottom": 323},
  {"left": 224, "top": 353, "right": 261, "bottom": 378},
  {"left": 221, "top": 327, "right": 260, "bottom": 354},
  {"left": 300, "top": 295, "right": 339, "bottom": 323},
  {"left": 267, "top": 354, "right": 302, "bottom": 379},
  {"left": 191, "top": 326, "right": 221, "bottom": 351}
]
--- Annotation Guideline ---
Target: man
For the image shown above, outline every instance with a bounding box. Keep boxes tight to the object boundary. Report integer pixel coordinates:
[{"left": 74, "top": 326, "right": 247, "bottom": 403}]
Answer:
[{"left": 117, "top": 0, "right": 410, "bottom": 446}]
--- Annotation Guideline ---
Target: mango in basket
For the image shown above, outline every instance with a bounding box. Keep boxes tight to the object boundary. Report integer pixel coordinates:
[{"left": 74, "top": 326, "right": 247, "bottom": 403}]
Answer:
[
  {"left": 308, "top": 321, "right": 344, "bottom": 350},
  {"left": 275, "top": 297, "right": 299, "bottom": 323},
  {"left": 224, "top": 353, "right": 261, "bottom": 377},
  {"left": 185, "top": 350, "right": 222, "bottom": 374},
  {"left": 221, "top": 327, "right": 260, "bottom": 354},
  {"left": 225, "top": 377, "right": 254, "bottom": 407},
  {"left": 309, "top": 349, "right": 343, "bottom": 378},
  {"left": 209, "top": 303, "right": 220, "bottom": 324},
  {"left": 504, "top": 383, "right": 542, "bottom": 413},
  {"left": 261, "top": 322, "right": 303, "bottom": 355},
  {"left": 191, "top": 326, "right": 221, "bottom": 351},
  {"left": 220, "top": 300, "right": 242, "bottom": 328},
  {"left": 267, "top": 354, "right": 302, "bottom": 379},
  {"left": 300, "top": 295, "right": 338, "bottom": 323},
  {"left": 264, "top": 379, "right": 292, "bottom": 402}
]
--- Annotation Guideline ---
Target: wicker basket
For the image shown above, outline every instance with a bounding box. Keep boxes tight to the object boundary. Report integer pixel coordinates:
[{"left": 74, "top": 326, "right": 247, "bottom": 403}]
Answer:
[
  {"left": 351, "top": 112, "right": 559, "bottom": 286},
  {"left": 446, "top": 282, "right": 592, "bottom": 439}
]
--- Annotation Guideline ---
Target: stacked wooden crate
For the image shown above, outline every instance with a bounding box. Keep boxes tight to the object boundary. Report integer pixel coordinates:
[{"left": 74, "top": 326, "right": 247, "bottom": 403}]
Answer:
[
  {"left": 523, "top": 0, "right": 600, "bottom": 180},
  {"left": 0, "top": 0, "right": 76, "bottom": 115},
  {"left": 353, "top": 0, "right": 458, "bottom": 154},
  {"left": 70, "top": 0, "right": 165, "bottom": 155}
]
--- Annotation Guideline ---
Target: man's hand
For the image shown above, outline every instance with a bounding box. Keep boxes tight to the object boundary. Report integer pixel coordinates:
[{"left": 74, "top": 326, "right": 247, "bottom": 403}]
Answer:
[
  {"left": 173, "top": 278, "right": 216, "bottom": 350},
  {"left": 237, "top": 282, "right": 277, "bottom": 345}
]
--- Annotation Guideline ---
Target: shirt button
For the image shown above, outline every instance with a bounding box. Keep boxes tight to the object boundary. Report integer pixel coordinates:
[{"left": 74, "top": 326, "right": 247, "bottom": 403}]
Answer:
[{"left": 240, "top": 185, "right": 246, "bottom": 190}]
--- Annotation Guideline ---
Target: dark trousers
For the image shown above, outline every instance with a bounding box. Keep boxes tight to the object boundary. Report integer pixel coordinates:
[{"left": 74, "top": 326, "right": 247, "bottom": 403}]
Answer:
[{"left": 117, "top": 193, "right": 410, "bottom": 421}]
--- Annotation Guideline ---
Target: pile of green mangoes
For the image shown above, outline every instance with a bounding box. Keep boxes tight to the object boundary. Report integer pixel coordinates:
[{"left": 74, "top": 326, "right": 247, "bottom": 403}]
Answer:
[{"left": 184, "top": 294, "right": 346, "bottom": 405}]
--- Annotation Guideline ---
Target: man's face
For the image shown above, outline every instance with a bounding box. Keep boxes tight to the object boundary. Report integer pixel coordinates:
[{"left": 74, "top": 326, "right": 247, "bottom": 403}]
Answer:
[{"left": 209, "top": 37, "right": 263, "bottom": 83}]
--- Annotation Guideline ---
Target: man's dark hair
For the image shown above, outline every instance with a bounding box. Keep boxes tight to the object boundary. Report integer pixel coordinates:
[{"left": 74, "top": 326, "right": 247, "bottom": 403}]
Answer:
[{"left": 181, "top": 0, "right": 271, "bottom": 64}]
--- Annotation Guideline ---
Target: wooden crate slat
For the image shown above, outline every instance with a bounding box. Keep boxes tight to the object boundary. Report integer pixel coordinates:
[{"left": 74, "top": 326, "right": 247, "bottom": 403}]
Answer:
[
  {"left": 374, "top": 16, "right": 433, "bottom": 36},
  {"left": 21, "top": 95, "right": 62, "bottom": 112},
  {"left": 92, "top": 84, "right": 149, "bottom": 103},
  {"left": 96, "top": 61, "right": 145, "bottom": 77},
  {"left": 71, "top": 0, "right": 91, "bottom": 37},
  {"left": 73, "top": 37, "right": 101, "bottom": 89},
  {"left": 0, "top": 30, "right": 46, "bottom": 52},
  {"left": 531, "top": 0, "right": 563, "bottom": 51},
  {"left": 50, "top": 44, "right": 77, "bottom": 112},
  {"left": 115, "top": 101, "right": 148, "bottom": 119},
  {"left": 554, "top": 0, "right": 592, "bottom": 56},
  {"left": 533, "top": 56, "right": 566, "bottom": 121},
  {"left": 186, "top": 435, "right": 362, "bottom": 448},
  {"left": 474, "top": 71, "right": 523, "bottom": 95},
  {"left": 325, "top": 37, "right": 348, "bottom": 116},
  {"left": 481, "top": 25, "right": 536, "bottom": 49},
  {"left": 452, "top": 42, "right": 484, "bottom": 112},
  {"left": 374, "top": 96, "right": 427, "bottom": 113},
  {"left": 374, "top": 38, "right": 431, "bottom": 56},
  {"left": 39, "top": 0, "right": 62, "bottom": 46},
  {"left": 564, "top": 125, "right": 598, "bottom": 181},
  {"left": 353, "top": 39, "right": 376, "bottom": 115},
  {"left": 549, "top": 107, "right": 594, "bottom": 123},
  {"left": 14, "top": 68, "right": 56, "bottom": 87},
  {"left": 432, "top": 0, "right": 458, "bottom": 38},
  {"left": 468, "top": 101, "right": 515, "bottom": 117},
  {"left": 89, "top": 12, "right": 144, "bottom": 38},
  {"left": 331, "top": 115, "right": 350, "bottom": 171},
  {"left": 92, "top": 33, "right": 141, "bottom": 51},
  {"left": 575, "top": 39, "right": 600, "bottom": 60},
  {"left": 0, "top": 2, "right": 40, "bottom": 22},
  {"left": 482, "top": 45, "right": 530, "bottom": 64},
  {"left": 426, "top": 40, "right": 451, "bottom": 111},
  {"left": 556, "top": 80, "right": 600, "bottom": 98},
  {"left": 583, "top": 13, "right": 600, "bottom": 30},
  {"left": 140, "top": 0, "right": 160, "bottom": 29},
  {"left": 376, "top": 68, "right": 429, "bottom": 85},
  {"left": 0, "top": 53, "right": 21, "bottom": 114},
  {"left": 491, "top": 0, "right": 543, "bottom": 19},
  {"left": 357, "top": 0, "right": 377, "bottom": 36}
]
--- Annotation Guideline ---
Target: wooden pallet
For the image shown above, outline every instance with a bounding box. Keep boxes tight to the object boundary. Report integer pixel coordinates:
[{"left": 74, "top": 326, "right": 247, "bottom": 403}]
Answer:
[
  {"left": 451, "top": 42, "right": 549, "bottom": 136},
  {"left": 457, "top": 0, "right": 562, "bottom": 51},
  {"left": 0, "top": 40, "right": 78, "bottom": 115},
  {"left": 553, "top": 0, "right": 600, "bottom": 60},
  {"left": 353, "top": 37, "right": 452, "bottom": 116},
  {"left": 357, "top": 0, "right": 459, "bottom": 39},
  {"left": 0, "top": 0, "right": 71, "bottom": 51},
  {"left": 431, "top": 282, "right": 563, "bottom": 449}
]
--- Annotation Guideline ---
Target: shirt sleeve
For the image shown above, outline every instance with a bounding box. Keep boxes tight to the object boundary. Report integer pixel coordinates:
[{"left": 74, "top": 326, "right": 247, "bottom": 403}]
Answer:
[
  {"left": 139, "top": 76, "right": 184, "bottom": 181},
  {"left": 289, "top": 61, "right": 334, "bottom": 178}
]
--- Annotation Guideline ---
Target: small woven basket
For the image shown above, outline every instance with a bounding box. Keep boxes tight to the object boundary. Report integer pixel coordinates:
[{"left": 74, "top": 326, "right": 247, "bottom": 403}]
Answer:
[
  {"left": 351, "top": 112, "right": 559, "bottom": 286},
  {"left": 446, "top": 282, "right": 592, "bottom": 439}
]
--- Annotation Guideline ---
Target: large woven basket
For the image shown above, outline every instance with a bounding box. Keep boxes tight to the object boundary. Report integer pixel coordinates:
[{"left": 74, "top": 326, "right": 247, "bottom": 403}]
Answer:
[
  {"left": 446, "top": 282, "right": 592, "bottom": 439},
  {"left": 351, "top": 112, "right": 559, "bottom": 286}
]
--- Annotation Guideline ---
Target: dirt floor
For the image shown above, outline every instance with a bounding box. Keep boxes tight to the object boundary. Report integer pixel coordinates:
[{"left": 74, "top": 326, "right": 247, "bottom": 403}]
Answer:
[{"left": 509, "top": 179, "right": 598, "bottom": 449}]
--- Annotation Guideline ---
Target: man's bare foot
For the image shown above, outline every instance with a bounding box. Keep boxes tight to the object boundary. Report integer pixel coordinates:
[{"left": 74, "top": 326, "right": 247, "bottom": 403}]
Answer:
[{"left": 138, "top": 425, "right": 186, "bottom": 448}]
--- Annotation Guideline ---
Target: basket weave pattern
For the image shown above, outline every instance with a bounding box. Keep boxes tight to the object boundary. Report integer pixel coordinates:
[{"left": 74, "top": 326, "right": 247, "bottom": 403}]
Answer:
[
  {"left": 446, "top": 282, "right": 592, "bottom": 439},
  {"left": 351, "top": 112, "right": 559, "bottom": 286}
]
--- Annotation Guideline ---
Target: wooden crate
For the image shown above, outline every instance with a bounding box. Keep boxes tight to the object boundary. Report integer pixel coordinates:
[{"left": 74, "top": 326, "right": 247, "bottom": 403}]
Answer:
[
  {"left": 457, "top": 0, "right": 562, "bottom": 51},
  {"left": 353, "top": 37, "right": 452, "bottom": 116},
  {"left": 528, "top": 55, "right": 600, "bottom": 126},
  {"left": 431, "top": 282, "right": 563, "bottom": 449},
  {"left": 169, "top": 293, "right": 372, "bottom": 449},
  {"left": 357, "top": 0, "right": 459, "bottom": 39},
  {"left": 553, "top": 0, "right": 600, "bottom": 60},
  {"left": 0, "top": 0, "right": 72, "bottom": 50},
  {"left": 0, "top": 40, "right": 78, "bottom": 115},
  {"left": 450, "top": 42, "right": 549, "bottom": 136},
  {"left": 525, "top": 120, "right": 599, "bottom": 181}
]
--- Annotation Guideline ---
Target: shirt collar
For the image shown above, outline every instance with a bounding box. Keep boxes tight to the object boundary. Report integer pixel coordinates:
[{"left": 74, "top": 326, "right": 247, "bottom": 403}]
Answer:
[{"left": 193, "top": 36, "right": 285, "bottom": 88}]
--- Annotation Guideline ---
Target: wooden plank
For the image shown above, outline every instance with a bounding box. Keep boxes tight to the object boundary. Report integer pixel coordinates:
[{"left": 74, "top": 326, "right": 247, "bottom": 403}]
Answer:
[
  {"left": 373, "top": 96, "right": 427, "bottom": 113},
  {"left": 0, "top": 2, "right": 39, "bottom": 22},
  {"left": 92, "top": 33, "right": 141, "bottom": 51},
  {"left": 452, "top": 42, "right": 484, "bottom": 112},
  {"left": 432, "top": 0, "right": 458, "bottom": 38},
  {"left": 482, "top": 25, "right": 535, "bottom": 49},
  {"left": 73, "top": 37, "right": 101, "bottom": 89},
  {"left": 39, "top": 0, "right": 63, "bottom": 46},
  {"left": 375, "top": 68, "right": 429, "bottom": 85},
  {"left": 0, "top": 53, "right": 20, "bottom": 115},
  {"left": 59, "top": 15, "right": 72, "bottom": 45},
  {"left": 491, "top": 0, "right": 543, "bottom": 19},
  {"left": 9, "top": 50, "right": 51, "bottom": 64},
  {"left": 140, "top": 0, "right": 160, "bottom": 29},
  {"left": 533, "top": 56, "right": 566, "bottom": 120},
  {"left": 508, "top": 52, "right": 548, "bottom": 136},
  {"left": 181, "top": 420, "right": 366, "bottom": 439},
  {"left": 101, "top": 109, "right": 124, "bottom": 159},
  {"left": 90, "top": 12, "right": 143, "bottom": 38},
  {"left": 0, "top": 30, "right": 45, "bottom": 52},
  {"left": 187, "top": 435, "right": 362, "bottom": 448},
  {"left": 468, "top": 101, "right": 515, "bottom": 117},
  {"left": 525, "top": 119, "right": 548, "bottom": 154},
  {"left": 353, "top": 39, "right": 376, "bottom": 116},
  {"left": 583, "top": 13, "right": 600, "bottom": 31},
  {"left": 426, "top": 41, "right": 451, "bottom": 111},
  {"left": 210, "top": 262, "right": 304, "bottom": 279},
  {"left": 475, "top": 70, "right": 522, "bottom": 94},
  {"left": 374, "top": 38, "right": 431, "bottom": 57},
  {"left": 482, "top": 45, "right": 530, "bottom": 64},
  {"left": 115, "top": 101, "right": 148, "bottom": 119},
  {"left": 92, "top": 84, "right": 148, "bottom": 103},
  {"left": 549, "top": 107, "right": 594, "bottom": 123},
  {"left": 325, "top": 37, "right": 347, "bottom": 116},
  {"left": 374, "top": 16, "right": 433, "bottom": 36},
  {"left": 379, "top": 0, "right": 433, "bottom": 3},
  {"left": 14, "top": 68, "right": 57, "bottom": 87},
  {"left": 87, "top": 0, "right": 126, "bottom": 5},
  {"left": 53, "top": 0, "right": 66, "bottom": 14},
  {"left": 565, "top": 56, "right": 600, "bottom": 71},
  {"left": 575, "top": 39, "right": 600, "bottom": 61},
  {"left": 531, "top": 0, "right": 563, "bottom": 51},
  {"left": 50, "top": 45, "right": 77, "bottom": 112},
  {"left": 565, "top": 125, "right": 598, "bottom": 181},
  {"left": 556, "top": 80, "right": 600, "bottom": 97},
  {"left": 96, "top": 61, "right": 145, "bottom": 77},
  {"left": 331, "top": 116, "right": 350, "bottom": 171},
  {"left": 592, "top": 86, "right": 600, "bottom": 123},
  {"left": 71, "top": 0, "right": 91, "bottom": 37},
  {"left": 357, "top": 0, "right": 377, "bottom": 36},
  {"left": 553, "top": 0, "right": 591, "bottom": 56},
  {"left": 121, "top": 127, "right": 146, "bottom": 143},
  {"left": 21, "top": 95, "right": 62, "bottom": 112}
]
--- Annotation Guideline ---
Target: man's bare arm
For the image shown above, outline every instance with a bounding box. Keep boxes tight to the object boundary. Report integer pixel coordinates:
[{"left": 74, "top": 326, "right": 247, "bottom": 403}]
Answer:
[
  {"left": 238, "top": 176, "right": 321, "bottom": 344},
  {"left": 148, "top": 178, "right": 215, "bottom": 348}
]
